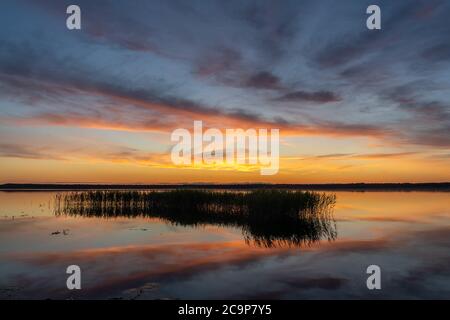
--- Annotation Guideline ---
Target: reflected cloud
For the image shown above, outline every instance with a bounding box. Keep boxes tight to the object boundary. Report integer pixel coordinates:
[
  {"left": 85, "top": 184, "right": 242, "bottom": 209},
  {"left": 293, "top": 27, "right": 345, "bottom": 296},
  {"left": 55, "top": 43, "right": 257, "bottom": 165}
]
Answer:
[
  {"left": 1, "top": 192, "right": 449, "bottom": 299},
  {"left": 3, "top": 226, "right": 449, "bottom": 299}
]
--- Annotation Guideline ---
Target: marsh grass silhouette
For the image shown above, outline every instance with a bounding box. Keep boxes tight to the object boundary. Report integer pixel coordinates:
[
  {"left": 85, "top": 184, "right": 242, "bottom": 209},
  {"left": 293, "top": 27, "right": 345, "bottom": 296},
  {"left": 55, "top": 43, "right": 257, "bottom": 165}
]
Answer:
[{"left": 54, "top": 189, "right": 337, "bottom": 247}]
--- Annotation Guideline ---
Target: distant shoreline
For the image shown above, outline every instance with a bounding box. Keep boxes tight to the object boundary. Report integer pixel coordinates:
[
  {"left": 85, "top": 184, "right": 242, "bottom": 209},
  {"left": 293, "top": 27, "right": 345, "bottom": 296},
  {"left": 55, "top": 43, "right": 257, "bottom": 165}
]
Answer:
[{"left": 1, "top": 182, "right": 450, "bottom": 192}]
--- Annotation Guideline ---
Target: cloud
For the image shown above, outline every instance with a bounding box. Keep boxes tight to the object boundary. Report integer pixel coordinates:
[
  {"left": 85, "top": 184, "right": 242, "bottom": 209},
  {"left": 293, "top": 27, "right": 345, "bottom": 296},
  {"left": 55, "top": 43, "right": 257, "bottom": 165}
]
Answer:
[
  {"left": 384, "top": 84, "right": 450, "bottom": 147},
  {"left": 0, "top": 38, "right": 393, "bottom": 140},
  {"left": 428, "top": 153, "right": 450, "bottom": 160},
  {"left": 195, "top": 47, "right": 242, "bottom": 77},
  {"left": 306, "top": 153, "right": 354, "bottom": 159},
  {"left": 1, "top": 0, "right": 450, "bottom": 161},
  {"left": 0, "top": 141, "right": 174, "bottom": 167},
  {"left": 244, "top": 71, "right": 281, "bottom": 90},
  {"left": 302, "top": 152, "right": 417, "bottom": 161},
  {"left": 350, "top": 152, "right": 418, "bottom": 160},
  {"left": 421, "top": 43, "right": 450, "bottom": 63},
  {"left": 275, "top": 90, "right": 341, "bottom": 103},
  {"left": 313, "top": 1, "right": 426, "bottom": 69},
  {"left": 0, "top": 143, "right": 65, "bottom": 160}
]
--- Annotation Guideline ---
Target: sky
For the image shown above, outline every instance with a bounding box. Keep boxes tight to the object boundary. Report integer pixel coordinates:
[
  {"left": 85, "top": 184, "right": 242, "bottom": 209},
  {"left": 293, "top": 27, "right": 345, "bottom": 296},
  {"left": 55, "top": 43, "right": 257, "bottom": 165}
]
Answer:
[{"left": 0, "top": 0, "right": 449, "bottom": 184}]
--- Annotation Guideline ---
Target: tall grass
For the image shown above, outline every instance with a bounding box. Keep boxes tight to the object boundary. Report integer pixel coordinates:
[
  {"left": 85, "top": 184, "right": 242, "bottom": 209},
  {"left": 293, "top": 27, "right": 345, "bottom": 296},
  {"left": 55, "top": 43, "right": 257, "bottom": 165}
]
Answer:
[{"left": 54, "top": 189, "right": 337, "bottom": 247}]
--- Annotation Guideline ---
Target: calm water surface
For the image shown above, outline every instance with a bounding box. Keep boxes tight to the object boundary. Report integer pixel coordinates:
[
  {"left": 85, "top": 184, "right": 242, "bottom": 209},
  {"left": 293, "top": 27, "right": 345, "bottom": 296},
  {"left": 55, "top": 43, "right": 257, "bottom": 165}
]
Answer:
[{"left": 0, "top": 191, "right": 449, "bottom": 299}]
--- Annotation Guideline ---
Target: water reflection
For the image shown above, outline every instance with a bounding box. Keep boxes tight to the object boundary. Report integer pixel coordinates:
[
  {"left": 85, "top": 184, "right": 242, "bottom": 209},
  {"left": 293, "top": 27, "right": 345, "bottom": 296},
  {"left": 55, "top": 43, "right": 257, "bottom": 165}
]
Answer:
[
  {"left": 54, "top": 190, "right": 337, "bottom": 248},
  {"left": 1, "top": 191, "right": 449, "bottom": 299}
]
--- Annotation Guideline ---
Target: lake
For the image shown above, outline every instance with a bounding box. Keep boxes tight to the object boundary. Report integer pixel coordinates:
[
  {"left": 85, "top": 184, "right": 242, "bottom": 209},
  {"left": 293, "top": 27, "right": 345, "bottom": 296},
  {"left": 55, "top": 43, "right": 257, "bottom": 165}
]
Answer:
[{"left": 0, "top": 190, "right": 449, "bottom": 299}]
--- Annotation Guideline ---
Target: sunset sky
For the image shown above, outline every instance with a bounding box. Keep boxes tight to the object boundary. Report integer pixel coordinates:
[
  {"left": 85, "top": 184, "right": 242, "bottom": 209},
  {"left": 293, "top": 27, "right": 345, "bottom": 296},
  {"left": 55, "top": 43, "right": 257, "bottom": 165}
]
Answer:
[{"left": 1, "top": 0, "right": 449, "bottom": 183}]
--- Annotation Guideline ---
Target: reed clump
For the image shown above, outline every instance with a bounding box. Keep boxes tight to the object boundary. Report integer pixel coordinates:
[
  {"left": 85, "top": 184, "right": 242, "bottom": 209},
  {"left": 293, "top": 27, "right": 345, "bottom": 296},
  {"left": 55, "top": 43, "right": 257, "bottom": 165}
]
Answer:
[{"left": 54, "top": 189, "right": 336, "bottom": 247}]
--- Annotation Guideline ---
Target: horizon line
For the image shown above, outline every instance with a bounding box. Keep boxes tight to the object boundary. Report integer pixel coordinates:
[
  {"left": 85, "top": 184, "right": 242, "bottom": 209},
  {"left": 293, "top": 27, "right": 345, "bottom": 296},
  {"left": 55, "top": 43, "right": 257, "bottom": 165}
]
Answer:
[{"left": 1, "top": 182, "right": 450, "bottom": 191}]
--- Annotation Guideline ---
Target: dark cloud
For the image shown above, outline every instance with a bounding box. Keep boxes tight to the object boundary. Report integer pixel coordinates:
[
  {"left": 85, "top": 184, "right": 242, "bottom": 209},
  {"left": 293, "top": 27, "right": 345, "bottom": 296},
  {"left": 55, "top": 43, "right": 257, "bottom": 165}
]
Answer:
[
  {"left": 378, "top": 80, "right": 450, "bottom": 147},
  {"left": 386, "top": 84, "right": 450, "bottom": 122},
  {"left": 244, "top": 71, "right": 281, "bottom": 90},
  {"left": 195, "top": 47, "right": 242, "bottom": 77},
  {"left": 315, "top": 34, "right": 376, "bottom": 69},
  {"left": 401, "top": 101, "right": 450, "bottom": 123},
  {"left": 275, "top": 90, "right": 341, "bottom": 103},
  {"left": 239, "top": 0, "right": 300, "bottom": 62},
  {"left": 309, "top": 121, "right": 389, "bottom": 138},
  {"left": 405, "top": 127, "right": 450, "bottom": 148},
  {"left": 422, "top": 43, "right": 450, "bottom": 63}
]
